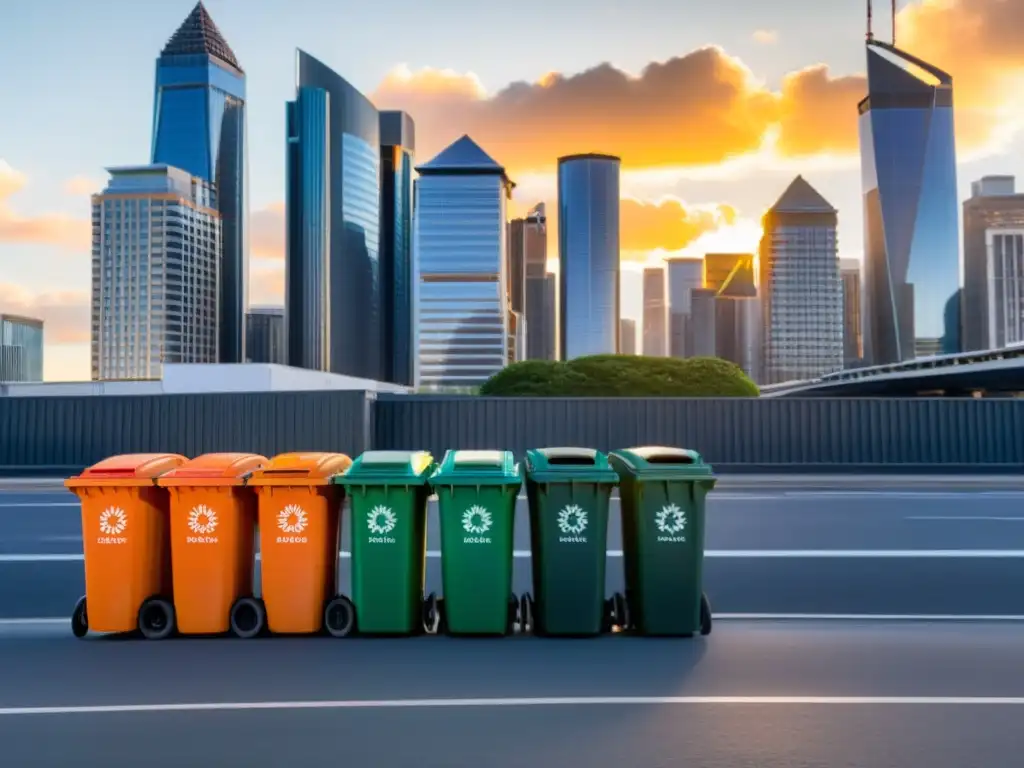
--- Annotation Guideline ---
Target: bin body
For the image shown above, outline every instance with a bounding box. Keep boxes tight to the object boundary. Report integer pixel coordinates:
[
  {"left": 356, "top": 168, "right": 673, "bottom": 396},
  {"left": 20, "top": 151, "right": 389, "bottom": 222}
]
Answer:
[
  {"left": 431, "top": 450, "right": 521, "bottom": 635},
  {"left": 610, "top": 447, "right": 716, "bottom": 636},
  {"left": 336, "top": 451, "right": 435, "bottom": 634},
  {"left": 525, "top": 448, "right": 618, "bottom": 636},
  {"left": 156, "top": 453, "right": 266, "bottom": 634},
  {"left": 66, "top": 454, "right": 186, "bottom": 633},
  {"left": 248, "top": 453, "right": 352, "bottom": 634}
]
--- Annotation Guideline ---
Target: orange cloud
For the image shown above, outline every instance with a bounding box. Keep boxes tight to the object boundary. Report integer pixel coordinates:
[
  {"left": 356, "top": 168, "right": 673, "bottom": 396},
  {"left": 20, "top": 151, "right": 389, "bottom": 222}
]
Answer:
[
  {"left": 63, "top": 176, "right": 102, "bottom": 196},
  {"left": 251, "top": 201, "right": 285, "bottom": 259},
  {"left": 0, "top": 283, "right": 90, "bottom": 344},
  {"left": 620, "top": 198, "right": 737, "bottom": 254},
  {"left": 249, "top": 262, "right": 284, "bottom": 305},
  {"left": 0, "top": 162, "right": 90, "bottom": 251},
  {"left": 752, "top": 29, "right": 778, "bottom": 45}
]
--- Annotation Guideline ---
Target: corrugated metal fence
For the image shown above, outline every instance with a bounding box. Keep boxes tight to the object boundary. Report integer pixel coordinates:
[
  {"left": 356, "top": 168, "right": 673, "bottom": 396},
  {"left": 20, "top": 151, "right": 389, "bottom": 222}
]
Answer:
[{"left": 1, "top": 392, "right": 1023, "bottom": 473}]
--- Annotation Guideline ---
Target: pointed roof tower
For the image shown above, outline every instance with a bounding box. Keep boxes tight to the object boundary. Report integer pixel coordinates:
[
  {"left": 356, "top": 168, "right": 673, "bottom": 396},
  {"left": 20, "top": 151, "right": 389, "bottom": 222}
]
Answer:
[
  {"left": 770, "top": 176, "right": 835, "bottom": 213},
  {"left": 162, "top": 2, "right": 242, "bottom": 72},
  {"left": 416, "top": 135, "right": 506, "bottom": 174}
]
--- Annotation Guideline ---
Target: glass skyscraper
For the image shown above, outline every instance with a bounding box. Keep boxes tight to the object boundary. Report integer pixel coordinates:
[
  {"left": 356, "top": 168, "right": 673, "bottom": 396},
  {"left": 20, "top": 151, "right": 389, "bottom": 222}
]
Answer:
[
  {"left": 0, "top": 315, "right": 43, "bottom": 382},
  {"left": 859, "top": 40, "right": 961, "bottom": 364},
  {"left": 152, "top": 2, "right": 247, "bottom": 364},
  {"left": 286, "top": 50, "right": 382, "bottom": 379},
  {"left": 380, "top": 111, "right": 415, "bottom": 385},
  {"left": 558, "top": 154, "right": 621, "bottom": 360},
  {"left": 246, "top": 306, "right": 285, "bottom": 365}
]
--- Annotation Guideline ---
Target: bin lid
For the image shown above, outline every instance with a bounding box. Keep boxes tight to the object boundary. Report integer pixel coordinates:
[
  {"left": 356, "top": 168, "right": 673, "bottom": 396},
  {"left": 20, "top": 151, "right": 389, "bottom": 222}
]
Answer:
[
  {"left": 524, "top": 447, "right": 619, "bottom": 484},
  {"left": 65, "top": 453, "right": 188, "bottom": 488},
  {"left": 247, "top": 452, "right": 353, "bottom": 487},
  {"left": 156, "top": 453, "right": 268, "bottom": 487},
  {"left": 609, "top": 446, "right": 715, "bottom": 482},
  {"left": 430, "top": 449, "right": 522, "bottom": 488},
  {"left": 334, "top": 450, "right": 435, "bottom": 486}
]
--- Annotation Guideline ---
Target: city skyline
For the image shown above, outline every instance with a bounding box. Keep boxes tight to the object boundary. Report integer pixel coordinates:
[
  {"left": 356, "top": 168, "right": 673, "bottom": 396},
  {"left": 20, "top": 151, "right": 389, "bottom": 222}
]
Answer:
[{"left": 3, "top": 0, "right": 1024, "bottom": 379}]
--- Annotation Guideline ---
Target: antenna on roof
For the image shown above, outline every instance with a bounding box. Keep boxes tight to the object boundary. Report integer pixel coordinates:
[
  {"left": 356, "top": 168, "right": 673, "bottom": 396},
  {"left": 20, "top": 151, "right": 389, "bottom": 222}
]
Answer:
[
  {"left": 891, "top": 0, "right": 896, "bottom": 45},
  {"left": 866, "top": 0, "right": 874, "bottom": 41}
]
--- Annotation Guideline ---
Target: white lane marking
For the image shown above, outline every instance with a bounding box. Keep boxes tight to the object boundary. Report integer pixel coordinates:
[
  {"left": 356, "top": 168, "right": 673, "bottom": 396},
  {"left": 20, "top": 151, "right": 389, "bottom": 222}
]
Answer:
[
  {"left": 0, "top": 503, "right": 79, "bottom": 508},
  {"left": 1, "top": 696, "right": 1024, "bottom": 717},
  {"left": 714, "top": 613, "right": 1024, "bottom": 622},
  {"left": 908, "top": 516, "right": 1024, "bottom": 522},
  {"left": 0, "top": 619, "right": 67, "bottom": 626}
]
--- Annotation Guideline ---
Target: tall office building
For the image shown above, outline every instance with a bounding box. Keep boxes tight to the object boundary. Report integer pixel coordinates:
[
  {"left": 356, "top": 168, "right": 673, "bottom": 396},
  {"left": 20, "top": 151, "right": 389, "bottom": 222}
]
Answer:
[
  {"left": 963, "top": 176, "right": 1024, "bottom": 350},
  {"left": 91, "top": 165, "right": 221, "bottom": 380},
  {"left": 642, "top": 267, "right": 667, "bottom": 356},
  {"left": 558, "top": 154, "right": 621, "bottom": 359},
  {"left": 705, "top": 253, "right": 756, "bottom": 295},
  {"left": 0, "top": 315, "right": 43, "bottom": 382},
  {"left": 840, "top": 258, "right": 863, "bottom": 365},
  {"left": 285, "top": 50, "right": 381, "bottom": 378},
  {"left": 508, "top": 220, "right": 526, "bottom": 317},
  {"left": 413, "top": 135, "right": 514, "bottom": 389},
  {"left": 620, "top": 318, "right": 637, "bottom": 355},
  {"left": 689, "top": 289, "right": 718, "bottom": 357},
  {"left": 859, "top": 39, "right": 960, "bottom": 363},
  {"left": 759, "top": 176, "right": 843, "bottom": 384},
  {"left": 152, "top": 2, "right": 247, "bottom": 364},
  {"left": 380, "top": 111, "right": 416, "bottom": 384},
  {"left": 665, "top": 257, "right": 704, "bottom": 357},
  {"left": 521, "top": 204, "right": 555, "bottom": 360},
  {"left": 246, "top": 306, "right": 285, "bottom": 365}
]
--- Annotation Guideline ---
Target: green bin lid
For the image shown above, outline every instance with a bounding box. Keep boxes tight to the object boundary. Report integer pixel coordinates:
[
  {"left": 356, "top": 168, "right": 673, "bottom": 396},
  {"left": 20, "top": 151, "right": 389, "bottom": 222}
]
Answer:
[
  {"left": 430, "top": 449, "right": 522, "bottom": 488},
  {"left": 524, "top": 447, "right": 619, "bottom": 484},
  {"left": 609, "top": 446, "right": 715, "bottom": 481},
  {"left": 334, "top": 450, "right": 435, "bottom": 486}
]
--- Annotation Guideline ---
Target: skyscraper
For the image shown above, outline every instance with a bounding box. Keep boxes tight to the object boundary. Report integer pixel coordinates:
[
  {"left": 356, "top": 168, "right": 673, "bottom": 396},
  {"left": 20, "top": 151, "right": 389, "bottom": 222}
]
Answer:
[
  {"left": 246, "top": 306, "right": 285, "bottom": 365},
  {"left": 91, "top": 165, "right": 221, "bottom": 380},
  {"left": 759, "top": 176, "right": 843, "bottom": 384},
  {"left": 0, "top": 315, "right": 43, "bottom": 382},
  {"left": 285, "top": 50, "right": 381, "bottom": 378},
  {"left": 665, "top": 257, "right": 704, "bottom": 357},
  {"left": 620, "top": 318, "right": 637, "bottom": 355},
  {"left": 963, "top": 176, "right": 1024, "bottom": 351},
  {"left": 558, "top": 154, "right": 621, "bottom": 360},
  {"left": 642, "top": 267, "right": 667, "bottom": 356},
  {"left": 413, "top": 136, "right": 514, "bottom": 389},
  {"left": 380, "top": 111, "right": 416, "bottom": 384},
  {"left": 704, "top": 253, "right": 756, "bottom": 296},
  {"left": 152, "top": 2, "right": 247, "bottom": 364},
  {"left": 840, "top": 258, "right": 863, "bottom": 365},
  {"left": 859, "top": 39, "right": 961, "bottom": 363},
  {"left": 522, "top": 204, "right": 555, "bottom": 360}
]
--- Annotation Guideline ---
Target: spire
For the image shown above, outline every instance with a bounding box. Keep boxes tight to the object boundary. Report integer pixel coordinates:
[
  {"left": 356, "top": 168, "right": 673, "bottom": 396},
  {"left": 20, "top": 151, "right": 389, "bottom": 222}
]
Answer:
[
  {"left": 161, "top": 2, "right": 242, "bottom": 72},
  {"left": 770, "top": 175, "right": 836, "bottom": 213}
]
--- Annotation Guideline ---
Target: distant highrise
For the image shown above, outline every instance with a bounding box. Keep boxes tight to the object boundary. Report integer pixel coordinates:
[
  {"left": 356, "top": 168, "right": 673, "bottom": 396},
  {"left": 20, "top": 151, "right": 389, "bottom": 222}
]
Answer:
[
  {"left": 665, "top": 257, "right": 704, "bottom": 357},
  {"left": 152, "top": 2, "right": 247, "bottom": 364},
  {"left": 508, "top": 220, "right": 526, "bottom": 316},
  {"left": 759, "top": 176, "right": 843, "bottom": 384},
  {"left": 0, "top": 315, "right": 43, "bottom": 382},
  {"left": 620, "top": 318, "right": 637, "bottom": 355},
  {"left": 859, "top": 39, "right": 960, "bottom": 363},
  {"left": 246, "top": 306, "right": 285, "bottom": 365},
  {"left": 92, "top": 165, "right": 220, "bottom": 380},
  {"left": 705, "top": 253, "right": 755, "bottom": 296},
  {"left": 558, "top": 154, "right": 621, "bottom": 359},
  {"left": 963, "top": 177, "right": 1024, "bottom": 351},
  {"left": 380, "top": 111, "right": 416, "bottom": 384},
  {"left": 413, "top": 136, "right": 514, "bottom": 389},
  {"left": 642, "top": 267, "right": 667, "bottom": 356},
  {"left": 520, "top": 204, "right": 555, "bottom": 360},
  {"left": 689, "top": 289, "right": 717, "bottom": 357},
  {"left": 286, "top": 50, "right": 382, "bottom": 378},
  {"left": 840, "top": 259, "right": 863, "bottom": 365}
]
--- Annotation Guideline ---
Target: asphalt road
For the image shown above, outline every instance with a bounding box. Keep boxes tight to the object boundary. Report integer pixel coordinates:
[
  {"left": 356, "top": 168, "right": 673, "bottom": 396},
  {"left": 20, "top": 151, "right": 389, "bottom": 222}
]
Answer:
[
  {"left": 0, "top": 621, "right": 1023, "bottom": 766},
  {"left": 4, "top": 479, "right": 1024, "bottom": 619}
]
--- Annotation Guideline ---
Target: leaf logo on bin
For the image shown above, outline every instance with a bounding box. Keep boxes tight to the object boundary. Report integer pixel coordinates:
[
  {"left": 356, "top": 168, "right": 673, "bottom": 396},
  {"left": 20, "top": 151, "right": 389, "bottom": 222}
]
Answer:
[
  {"left": 187, "top": 505, "right": 218, "bottom": 535},
  {"left": 98, "top": 506, "right": 127, "bottom": 537},
  {"left": 277, "top": 504, "right": 308, "bottom": 534},
  {"left": 462, "top": 505, "right": 493, "bottom": 535},
  {"left": 367, "top": 505, "right": 397, "bottom": 535},
  {"left": 655, "top": 503, "right": 687, "bottom": 540},
  {"left": 557, "top": 504, "right": 588, "bottom": 537}
]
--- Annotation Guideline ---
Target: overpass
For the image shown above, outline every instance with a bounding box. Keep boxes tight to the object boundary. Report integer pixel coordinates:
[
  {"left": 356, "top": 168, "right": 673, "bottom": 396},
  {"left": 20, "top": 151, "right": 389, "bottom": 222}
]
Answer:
[{"left": 761, "top": 345, "right": 1024, "bottom": 397}]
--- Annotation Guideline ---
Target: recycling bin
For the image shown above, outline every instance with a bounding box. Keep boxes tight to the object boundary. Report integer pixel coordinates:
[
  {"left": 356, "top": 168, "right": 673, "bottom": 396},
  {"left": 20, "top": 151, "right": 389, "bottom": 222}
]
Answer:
[
  {"left": 332, "top": 450, "right": 435, "bottom": 635},
  {"left": 156, "top": 453, "right": 267, "bottom": 638},
  {"left": 609, "top": 447, "right": 717, "bottom": 637},
  {"left": 429, "top": 450, "right": 521, "bottom": 636},
  {"left": 522, "top": 447, "right": 620, "bottom": 636},
  {"left": 247, "top": 452, "right": 352, "bottom": 635},
  {"left": 65, "top": 453, "right": 187, "bottom": 639}
]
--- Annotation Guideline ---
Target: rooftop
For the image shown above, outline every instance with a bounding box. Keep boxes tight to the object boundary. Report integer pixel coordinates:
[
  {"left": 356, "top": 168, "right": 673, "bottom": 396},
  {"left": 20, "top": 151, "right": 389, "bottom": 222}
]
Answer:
[
  {"left": 416, "top": 135, "right": 507, "bottom": 174},
  {"left": 770, "top": 175, "right": 836, "bottom": 214},
  {"left": 161, "top": 2, "right": 242, "bottom": 72}
]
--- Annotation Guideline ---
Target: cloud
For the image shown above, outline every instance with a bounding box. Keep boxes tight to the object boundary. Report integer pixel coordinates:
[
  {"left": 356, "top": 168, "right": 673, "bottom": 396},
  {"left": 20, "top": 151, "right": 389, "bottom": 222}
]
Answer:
[
  {"left": 0, "top": 161, "right": 90, "bottom": 251},
  {"left": 619, "top": 198, "right": 737, "bottom": 254},
  {"left": 251, "top": 201, "right": 285, "bottom": 259},
  {"left": 249, "top": 261, "right": 284, "bottom": 305},
  {"left": 752, "top": 29, "right": 778, "bottom": 44},
  {"left": 0, "top": 283, "right": 90, "bottom": 344},
  {"left": 63, "top": 176, "right": 102, "bottom": 196}
]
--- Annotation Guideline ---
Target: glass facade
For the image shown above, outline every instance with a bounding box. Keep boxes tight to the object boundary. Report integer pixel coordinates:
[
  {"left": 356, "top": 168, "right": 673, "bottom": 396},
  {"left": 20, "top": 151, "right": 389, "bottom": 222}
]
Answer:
[
  {"left": 286, "top": 50, "right": 382, "bottom": 379},
  {"left": 246, "top": 306, "right": 285, "bottom": 365},
  {"left": 642, "top": 267, "right": 666, "bottom": 356},
  {"left": 152, "top": 5, "right": 247, "bottom": 364},
  {"left": 521, "top": 205, "right": 553, "bottom": 361},
  {"left": 665, "top": 257, "right": 704, "bottom": 357},
  {"left": 558, "top": 155, "right": 621, "bottom": 360},
  {"left": 859, "top": 41, "right": 961, "bottom": 364},
  {"left": 0, "top": 315, "right": 44, "bottom": 382}
]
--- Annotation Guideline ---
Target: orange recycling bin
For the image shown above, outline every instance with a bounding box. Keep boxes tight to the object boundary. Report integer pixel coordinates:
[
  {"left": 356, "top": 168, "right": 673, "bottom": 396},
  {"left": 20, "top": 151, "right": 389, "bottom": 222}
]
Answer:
[
  {"left": 248, "top": 452, "right": 352, "bottom": 635},
  {"left": 65, "top": 453, "right": 187, "bottom": 639},
  {"left": 156, "top": 453, "right": 267, "bottom": 638}
]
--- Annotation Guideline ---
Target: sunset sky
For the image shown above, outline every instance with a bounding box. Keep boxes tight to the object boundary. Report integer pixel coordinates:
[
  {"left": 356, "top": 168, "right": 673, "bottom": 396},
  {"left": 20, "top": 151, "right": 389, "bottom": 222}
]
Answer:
[{"left": 2, "top": 0, "right": 1023, "bottom": 380}]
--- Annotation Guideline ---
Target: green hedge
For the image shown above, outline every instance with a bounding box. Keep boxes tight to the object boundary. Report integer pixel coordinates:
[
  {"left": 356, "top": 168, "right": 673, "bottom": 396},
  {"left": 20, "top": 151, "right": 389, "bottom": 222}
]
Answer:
[{"left": 479, "top": 355, "right": 759, "bottom": 397}]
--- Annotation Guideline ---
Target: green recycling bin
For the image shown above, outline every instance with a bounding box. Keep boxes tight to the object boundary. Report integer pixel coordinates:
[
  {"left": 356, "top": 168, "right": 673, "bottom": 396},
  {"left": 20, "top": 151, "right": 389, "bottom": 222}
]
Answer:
[
  {"left": 609, "top": 446, "right": 717, "bottom": 637},
  {"left": 428, "top": 450, "right": 521, "bottom": 636},
  {"left": 332, "top": 450, "right": 436, "bottom": 635},
  {"left": 522, "top": 447, "right": 621, "bottom": 636}
]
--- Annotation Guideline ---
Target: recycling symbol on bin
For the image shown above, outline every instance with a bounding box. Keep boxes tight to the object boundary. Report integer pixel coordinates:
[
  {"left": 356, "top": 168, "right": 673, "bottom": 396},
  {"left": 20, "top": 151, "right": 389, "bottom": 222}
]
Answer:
[
  {"left": 462, "top": 505, "right": 493, "bottom": 535},
  {"left": 655, "top": 503, "right": 686, "bottom": 535},
  {"left": 277, "top": 504, "right": 308, "bottom": 534},
  {"left": 187, "top": 504, "right": 218, "bottom": 535},
  {"left": 557, "top": 504, "right": 588, "bottom": 535},
  {"left": 367, "top": 505, "right": 397, "bottom": 535},
  {"left": 99, "top": 506, "right": 127, "bottom": 536}
]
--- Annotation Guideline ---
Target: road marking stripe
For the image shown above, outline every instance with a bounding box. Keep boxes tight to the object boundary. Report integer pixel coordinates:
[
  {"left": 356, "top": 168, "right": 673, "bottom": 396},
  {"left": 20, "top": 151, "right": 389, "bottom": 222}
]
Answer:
[
  {"left": 1, "top": 696, "right": 1024, "bottom": 716},
  {"left": 0, "top": 503, "right": 79, "bottom": 508},
  {"left": 907, "top": 516, "right": 1024, "bottom": 522}
]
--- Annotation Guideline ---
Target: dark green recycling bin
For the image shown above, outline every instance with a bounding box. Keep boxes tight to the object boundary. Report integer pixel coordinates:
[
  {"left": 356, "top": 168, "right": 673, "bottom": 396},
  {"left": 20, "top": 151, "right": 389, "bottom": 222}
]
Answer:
[
  {"left": 333, "top": 450, "right": 435, "bottom": 635},
  {"left": 429, "top": 450, "right": 521, "bottom": 636},
  {"left": 522, "top": 447, "right": 620, "bottom": 636},
  {"left": 609, "top": 447, "right": 716, "bottom": 637}
]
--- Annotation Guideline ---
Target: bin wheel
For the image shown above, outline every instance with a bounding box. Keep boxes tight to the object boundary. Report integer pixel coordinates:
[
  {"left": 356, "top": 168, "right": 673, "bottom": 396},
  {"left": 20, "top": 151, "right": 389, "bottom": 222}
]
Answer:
[
  {"left": 229, "top": 597, "right": 266, "bottom": 639},
  {"left": 324, "top": 595, "right": 357, "bottom": 638},
  {"left": 71, "top": 596, "right": 88, "bottom": 639},
  {"left": 506, "top": 593, "right": 519, "bottom": 635},
  {"left": 519, "top": 593, "right": 534, "bottom": 634},
  {"left": 601, "top": 598, "right": 614, "bottom": 633},
  {"left": 138, "top": 597, "right": 175, "bottom": 641},
  {"left": 612, "top": 592, "right": 630, "bottom": 632},
  {"left": 423, "top": 593, "right": 447, "bottom": 635},
  {"left": 700, "top": 593, "right": 712, "bottom": 636}
]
